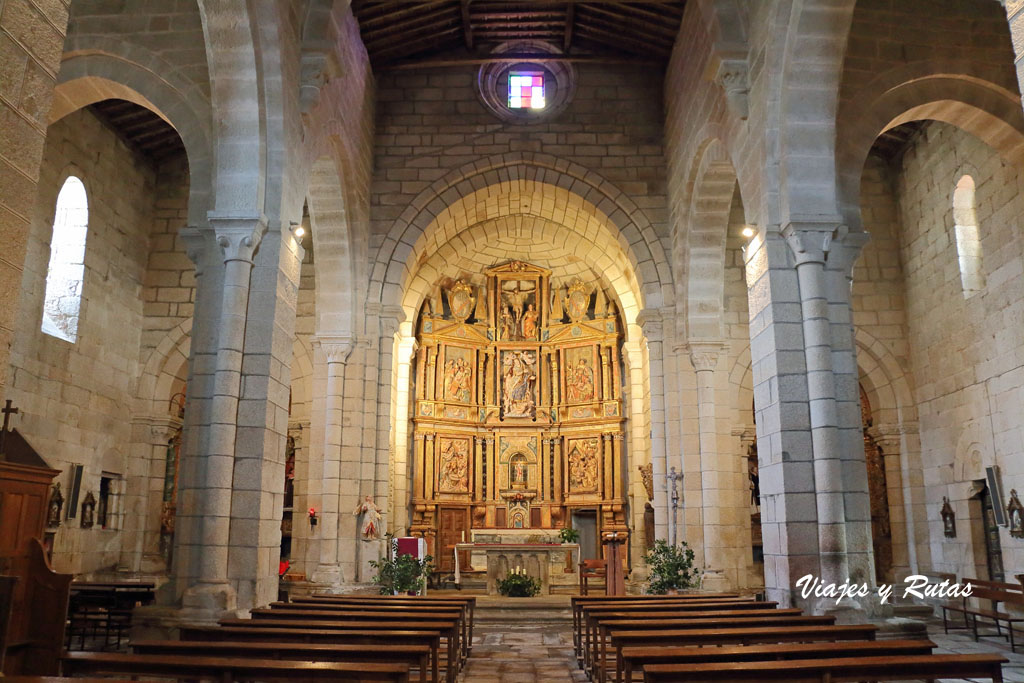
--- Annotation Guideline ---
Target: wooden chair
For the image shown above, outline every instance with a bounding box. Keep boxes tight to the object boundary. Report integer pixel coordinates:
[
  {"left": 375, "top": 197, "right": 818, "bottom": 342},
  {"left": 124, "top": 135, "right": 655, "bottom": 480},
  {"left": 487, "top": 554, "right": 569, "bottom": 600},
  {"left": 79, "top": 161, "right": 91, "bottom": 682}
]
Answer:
[{"left": 580, "top": 559, "right": 607, "bottom": 595}]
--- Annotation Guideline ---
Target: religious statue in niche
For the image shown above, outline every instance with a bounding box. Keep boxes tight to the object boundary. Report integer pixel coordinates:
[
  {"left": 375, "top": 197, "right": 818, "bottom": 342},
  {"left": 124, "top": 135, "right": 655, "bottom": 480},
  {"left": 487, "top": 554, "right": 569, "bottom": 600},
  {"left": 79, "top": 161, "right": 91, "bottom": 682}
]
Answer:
[
  {"left": 509, "top": 453, "right": 528, "bottom": 488},
  {"left": 1008, "top": 489, "right": 1024, "bottom": 539},
  {"left": 80, "top": 491, "right": 96, "bottom": 529},
  {"left": 638, "top": 463, "right": 654, "bottom": 501},
  {"left": 565, "top": 351, "right": 596, "bottom": 403},
  {"left": 443, "top": 348, "right": 473, "bottom": 403},
  {"left": 564, "top": 280, "right": 590, "bottom": 322},
  {"left": 446, "top": 280, "right": 475, "bottom": 322},
  {"left": 941, "top": 496, "right": 956, "bottom": 538},
  {"left": 438, "top": 437, "right": 470, "bottom": 493},
  {"left": 353, "top": 495, "right": 382, "bottom": 541},
  {"left": 499, "top": 280, "right": 537, "bottom": 341},
  {"left": 568, "top": 439, "right": 600, "bottom": 492},
  {"left": 47, "top": 483, "right": 64, "bottom": 528},
  {"left": 501, "top": 350, "right": 537, "bottom": 418},
  {"left": 748, "top": 446, "right": 760, "bottom": 507}
]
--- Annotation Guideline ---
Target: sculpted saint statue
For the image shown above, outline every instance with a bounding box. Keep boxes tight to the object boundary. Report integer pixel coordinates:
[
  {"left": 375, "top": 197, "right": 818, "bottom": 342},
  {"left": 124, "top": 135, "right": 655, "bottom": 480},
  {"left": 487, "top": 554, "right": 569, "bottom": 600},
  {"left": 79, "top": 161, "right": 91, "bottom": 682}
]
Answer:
[
  {"left": 521, "top": 303, "right": 539, "bottom": 339},
  {"left": 353, "top": 495, "right": 382, "bottom": 540}
]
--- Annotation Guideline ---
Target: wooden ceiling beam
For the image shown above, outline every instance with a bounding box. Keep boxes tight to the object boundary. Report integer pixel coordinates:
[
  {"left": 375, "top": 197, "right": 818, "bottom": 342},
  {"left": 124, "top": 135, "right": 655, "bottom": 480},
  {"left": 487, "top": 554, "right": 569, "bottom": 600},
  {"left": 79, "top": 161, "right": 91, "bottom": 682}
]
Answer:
[
  {"left": 564, "top": 2, "right": 575, "bottom": 51},
  {"left": 574, "top": 24, "right": 671, "bottom": 55},
  {"left": 576, "top": 14, "right": 673, "bottom": 47},
  {"left": 381, "top": 53, "right": 661, "bottom": 69},
  {"left": 363, "top": 6, "right": 460, "bottom": 41},
  {"left": 578, "top": 3, "right": 679, "bottom": 37},
  {"left": 364, "top": 14, "right": 462, "bottom": 51},
  {"left": 461, "top": 0, "right": 474, "bottom": 49},
  {"left": 373, "top": 26, "right": 464, "bottom": 60},
  {"left": 358, "top": 0, "right": 452, "bottom": 29}
]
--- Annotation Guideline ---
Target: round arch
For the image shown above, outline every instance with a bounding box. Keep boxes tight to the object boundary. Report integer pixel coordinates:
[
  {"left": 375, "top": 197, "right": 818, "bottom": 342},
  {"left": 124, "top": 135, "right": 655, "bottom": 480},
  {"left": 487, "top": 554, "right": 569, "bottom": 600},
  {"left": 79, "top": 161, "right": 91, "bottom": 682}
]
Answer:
[
  {"left": 371, "top": 153, "right": 673, "bottom": 313},
  {"left": 838, "top": 73, "right": 1024, "bottom": 230},
  {"left": 53, "top": 56, "right": 213, "bottom": 226}
]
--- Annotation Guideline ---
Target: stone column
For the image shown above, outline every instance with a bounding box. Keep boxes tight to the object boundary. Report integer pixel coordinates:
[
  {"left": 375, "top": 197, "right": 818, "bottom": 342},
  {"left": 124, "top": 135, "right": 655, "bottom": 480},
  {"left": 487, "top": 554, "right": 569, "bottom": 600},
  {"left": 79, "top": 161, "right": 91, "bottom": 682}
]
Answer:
[
  {"left": 178, "top": 215, "right": 265, "bottom": 613},
  {"left": 121, "top": 415, "right": 182, "bottom": 573},
  {"left": 228, "top": 224, "right": 303, "bottom": 608},
  {"left": 868, "top": 423, "right": 912, "bottom": 579},
  {"left": 688, "top": 340, "right": 729, "bottom": 589},
  {"left": 312, "top": 336, "right": 352, "bottom": 585},
  {"left": 637, "top": 310, "right": 671, "bottom": 542},
  {"left": 781, "top": 223, "right": 850, "bottom": 589},
  {"left": 743, "top": 227, "right": 820, "bottom": 607}
]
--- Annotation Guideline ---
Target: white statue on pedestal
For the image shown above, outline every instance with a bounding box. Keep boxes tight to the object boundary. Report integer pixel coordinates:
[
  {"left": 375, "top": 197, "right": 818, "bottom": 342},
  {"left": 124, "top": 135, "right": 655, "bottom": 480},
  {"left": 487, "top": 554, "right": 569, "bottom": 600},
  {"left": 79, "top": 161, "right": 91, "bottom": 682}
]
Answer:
[{"left": 353, "top": 495, "right": 382, "bottom": 540}]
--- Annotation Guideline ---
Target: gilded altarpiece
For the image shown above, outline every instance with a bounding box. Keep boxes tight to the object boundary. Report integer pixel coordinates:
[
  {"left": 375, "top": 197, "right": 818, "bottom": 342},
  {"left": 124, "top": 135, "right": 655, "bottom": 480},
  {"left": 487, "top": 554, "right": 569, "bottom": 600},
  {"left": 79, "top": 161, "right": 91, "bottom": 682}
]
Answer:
[{"left": 411, "top": 262, "right": 627, "bottom": 567}]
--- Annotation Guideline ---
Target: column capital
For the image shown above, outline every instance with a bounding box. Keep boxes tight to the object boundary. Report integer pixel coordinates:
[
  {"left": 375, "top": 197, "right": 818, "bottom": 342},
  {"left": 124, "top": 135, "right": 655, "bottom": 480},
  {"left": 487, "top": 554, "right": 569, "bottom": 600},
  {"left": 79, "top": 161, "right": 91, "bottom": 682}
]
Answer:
[
  {"left": 316, "top": 334, "right": 354, "bottom": 364},
  {"left": 180, "top": 225, "right": 213, "bottom": 276},
  {"left": 828, "top": 230, "right": 871, "bottom": 275},
  {"left": 686, "top": 339, "right": 726, "bottom": 372},
  {"left": 131, "top": 413, "right": 183, "bottom": 442},
  {"left": 636, "top": 308, "right": 664, "bottom": 341},
  {"left": 714, "top": 56, "right": 749, "bottom": 120},
  {"left": 379, "top": 305, "right": 406, "bottom": 337},
  {"left": 780, "top": 220, "right": 846, "bottom": 266},
  {"left": 209, "top": 213, "right": 267, "bottom": 264}
]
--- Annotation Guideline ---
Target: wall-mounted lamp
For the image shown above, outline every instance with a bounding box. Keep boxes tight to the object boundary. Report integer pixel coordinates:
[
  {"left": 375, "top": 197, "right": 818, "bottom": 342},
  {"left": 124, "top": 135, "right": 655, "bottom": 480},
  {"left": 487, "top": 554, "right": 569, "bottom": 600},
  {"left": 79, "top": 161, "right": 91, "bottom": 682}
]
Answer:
[
  {"left": 294, "top": 226, "right": 306, "bottom": 238},
  {"left": 308, "top": 507, "right": 318, "bottom": 527},
  {"left": 741, "top": 226, "right": 756, "bottom": 239}
]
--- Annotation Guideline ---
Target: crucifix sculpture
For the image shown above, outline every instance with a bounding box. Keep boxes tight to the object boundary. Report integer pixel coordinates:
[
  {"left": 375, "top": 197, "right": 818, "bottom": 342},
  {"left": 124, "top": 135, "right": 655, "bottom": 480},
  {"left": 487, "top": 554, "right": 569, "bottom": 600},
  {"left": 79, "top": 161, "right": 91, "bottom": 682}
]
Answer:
[
  {"left": 667, "top": 466, "right": 683, "bottom": 546},
  {"left": 0, "top": 399, "right": 18, "bottom": 457}
]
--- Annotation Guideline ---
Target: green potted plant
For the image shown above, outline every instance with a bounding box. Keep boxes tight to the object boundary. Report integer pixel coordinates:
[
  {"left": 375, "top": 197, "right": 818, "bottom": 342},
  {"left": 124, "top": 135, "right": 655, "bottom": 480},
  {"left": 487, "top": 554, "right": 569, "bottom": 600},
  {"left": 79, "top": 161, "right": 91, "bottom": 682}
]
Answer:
[
  {"left": 559, "top": 526, "right": 581, "bottom": 572},
  {"left": 497, "top": 567, "right": 541, "bottom": 597},
  {"left": 643, "top": 539, "right": 699, "bottom": 595},
  {"left": 369, "top": 534, "right": 434, "bottom": 595}
]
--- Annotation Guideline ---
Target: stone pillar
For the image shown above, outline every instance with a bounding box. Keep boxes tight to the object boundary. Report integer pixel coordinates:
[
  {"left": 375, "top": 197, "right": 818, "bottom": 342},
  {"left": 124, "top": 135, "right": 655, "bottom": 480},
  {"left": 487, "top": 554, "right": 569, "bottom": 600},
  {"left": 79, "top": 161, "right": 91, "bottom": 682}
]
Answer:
[
  {"left": 743, "top": 227, "right": 820, "bottom": 607},
  {"left": 868, "top": 423, "right": 911, "bottom": 579},
  {"left": 688, "top": 340, "right": 729, "bottom": 589},
  {"left": 0, "top": 2, "right": 69, "bottom": 397},
  {"left": 227, "top": 224, "right": 303, "bottom": 609},
  {"left": 121, "top": 416, "right": 182, "bottom": 573},
  {"left": 312, "top": 336, "right": 352, "bottom": 585},
  {"left": 637, "top": 310, "right": 672, "bottom": 542},
  {"left": 781, "top": 223, "right": 850, "bottom": 589}
]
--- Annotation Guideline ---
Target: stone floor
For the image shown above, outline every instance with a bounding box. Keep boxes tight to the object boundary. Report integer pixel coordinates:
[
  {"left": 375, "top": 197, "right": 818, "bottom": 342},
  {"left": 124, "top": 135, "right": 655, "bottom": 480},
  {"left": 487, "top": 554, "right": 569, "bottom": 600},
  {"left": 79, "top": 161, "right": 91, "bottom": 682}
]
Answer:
[{"left": 456, "top": 601, "right": 1024, "bottom": 682}]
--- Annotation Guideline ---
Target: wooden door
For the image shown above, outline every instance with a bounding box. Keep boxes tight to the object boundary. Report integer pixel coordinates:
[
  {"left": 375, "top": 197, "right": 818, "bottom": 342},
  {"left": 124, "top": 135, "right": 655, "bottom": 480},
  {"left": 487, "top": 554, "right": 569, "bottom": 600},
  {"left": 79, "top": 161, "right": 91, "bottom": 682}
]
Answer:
[
  {"left": 438, "top": 507, "right": 469, "bottom": 572},
  {"left": 981, "top": 485, "right": 1005, "bottom": 582}
]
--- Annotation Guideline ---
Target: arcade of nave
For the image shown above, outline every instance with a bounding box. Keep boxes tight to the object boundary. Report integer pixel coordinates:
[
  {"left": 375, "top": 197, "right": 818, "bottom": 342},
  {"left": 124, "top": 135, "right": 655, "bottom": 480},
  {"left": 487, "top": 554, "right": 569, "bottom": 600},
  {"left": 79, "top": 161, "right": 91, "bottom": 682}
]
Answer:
[{"left": 1, "top": 0, "right": 1024, "bottom": 626}]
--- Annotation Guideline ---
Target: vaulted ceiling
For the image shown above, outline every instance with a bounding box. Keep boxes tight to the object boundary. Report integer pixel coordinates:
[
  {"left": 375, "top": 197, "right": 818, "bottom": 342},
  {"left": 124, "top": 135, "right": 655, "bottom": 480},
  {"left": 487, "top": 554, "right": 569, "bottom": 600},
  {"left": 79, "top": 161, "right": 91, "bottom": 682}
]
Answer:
[{"left": 352, "top": 1, "right": 687, "bottom": 68}]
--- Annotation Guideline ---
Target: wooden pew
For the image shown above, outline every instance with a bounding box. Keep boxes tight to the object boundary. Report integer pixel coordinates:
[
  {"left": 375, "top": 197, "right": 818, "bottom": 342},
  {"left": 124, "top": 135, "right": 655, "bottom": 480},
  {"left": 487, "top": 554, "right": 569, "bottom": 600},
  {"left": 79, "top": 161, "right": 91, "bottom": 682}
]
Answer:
[
  {"left": 217, "top": 619, "right": 461, "bottom": 683},
  {"left": 181, "top": 625, "right": 442, "bottom": 683},
  {"left": 269, "top": 602, "right": 471, "bottom": 658},
  {"left": 66, "top": 582, "right": 155, "bottom": 651},
  {"left": 578, "top": 602, "right": 780, "bottom": 664},
  {"left": 640, "top": 653, "right": 1008, "bottom": 682},
  {"left": 133, "top": 640, "right": 432, "bottom": 683},
  {"left": 592, "top": 614, "right": 836, "bottom": 680},
  {"left": 942, "top": 577, "right": 1024, "bottom": 652},
  {"left": 289, "top": 597, "right": 476, "bottom": 652},
  {"left": 61, "top": 651, "right": 412, "bottom": 682},
  {"left": 571, "top": 595, "right": 751, "bottom": 657},
  {"left": 246, "top": 608, "right": 465, "bottom": 668},
  {"left": 601, "top": 624, "right": 877, "bottom": 683},
  {"left": 617, "top": 639, "right": 936, "bottom": 683}
]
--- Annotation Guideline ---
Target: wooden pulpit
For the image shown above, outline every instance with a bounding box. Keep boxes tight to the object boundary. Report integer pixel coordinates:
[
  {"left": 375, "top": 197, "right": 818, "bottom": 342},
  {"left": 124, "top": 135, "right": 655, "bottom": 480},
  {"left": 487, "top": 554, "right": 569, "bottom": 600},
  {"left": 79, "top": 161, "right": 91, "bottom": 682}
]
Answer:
[
  {"left": 0, "top": 455, "right": 72, "bottom": 674},
  {"left": 601, "top": 532, "right": 626, "bottom": 596}
]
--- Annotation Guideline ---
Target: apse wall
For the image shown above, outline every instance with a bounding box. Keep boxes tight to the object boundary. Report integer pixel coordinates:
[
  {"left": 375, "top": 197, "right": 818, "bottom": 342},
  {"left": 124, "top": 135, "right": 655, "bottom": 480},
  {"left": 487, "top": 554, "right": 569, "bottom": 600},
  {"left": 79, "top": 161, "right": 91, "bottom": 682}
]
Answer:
[
  {"left": 895, "top": 122, "right": 1024, "bottom": 579},
  {"left": 370, "top": 62, "right": 670, "bottom": 261},
  {"left": 8, "top": 109, "right": 156, "bottom": 575}
]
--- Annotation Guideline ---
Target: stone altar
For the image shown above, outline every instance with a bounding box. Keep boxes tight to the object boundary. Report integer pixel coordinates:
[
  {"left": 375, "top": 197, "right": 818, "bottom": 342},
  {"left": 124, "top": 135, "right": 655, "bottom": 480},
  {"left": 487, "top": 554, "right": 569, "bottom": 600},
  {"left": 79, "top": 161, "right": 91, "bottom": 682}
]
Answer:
[{"left": 454, "top": 529, "right": 579, "bottom": 594}]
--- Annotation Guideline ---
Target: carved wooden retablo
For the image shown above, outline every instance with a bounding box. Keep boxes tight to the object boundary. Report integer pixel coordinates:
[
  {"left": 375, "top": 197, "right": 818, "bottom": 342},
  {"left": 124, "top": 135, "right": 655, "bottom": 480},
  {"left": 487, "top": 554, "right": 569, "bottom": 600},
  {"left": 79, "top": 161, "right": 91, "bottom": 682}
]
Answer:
[{"left": 410, "top": 262, "right": 627, "bottom": 568}]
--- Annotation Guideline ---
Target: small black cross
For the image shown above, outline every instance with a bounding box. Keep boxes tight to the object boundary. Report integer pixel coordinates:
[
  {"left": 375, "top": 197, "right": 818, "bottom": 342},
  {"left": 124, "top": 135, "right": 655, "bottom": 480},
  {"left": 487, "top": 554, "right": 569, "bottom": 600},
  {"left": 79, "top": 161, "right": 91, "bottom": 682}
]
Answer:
[{"left": 0, "top": 399, "right": 18, "bottom": 456}]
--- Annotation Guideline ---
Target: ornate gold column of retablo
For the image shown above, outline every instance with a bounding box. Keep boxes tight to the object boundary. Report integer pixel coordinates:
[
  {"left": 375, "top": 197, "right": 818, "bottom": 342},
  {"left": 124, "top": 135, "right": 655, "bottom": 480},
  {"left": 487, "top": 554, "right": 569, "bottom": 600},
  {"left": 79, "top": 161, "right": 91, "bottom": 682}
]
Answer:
[{"left": 409, "top": 261, "right": 627, "bottom": 577}]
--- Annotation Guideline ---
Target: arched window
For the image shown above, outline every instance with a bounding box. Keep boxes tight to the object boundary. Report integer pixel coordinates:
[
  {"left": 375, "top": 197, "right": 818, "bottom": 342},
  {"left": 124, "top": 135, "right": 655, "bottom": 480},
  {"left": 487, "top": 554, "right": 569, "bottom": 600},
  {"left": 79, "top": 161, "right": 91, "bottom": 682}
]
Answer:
[
  {"left": 952, "top": 175, "right": 985, "bottom": 298},
  {"left": 42, "top": 176, "right": 88, "bottom": 342}
]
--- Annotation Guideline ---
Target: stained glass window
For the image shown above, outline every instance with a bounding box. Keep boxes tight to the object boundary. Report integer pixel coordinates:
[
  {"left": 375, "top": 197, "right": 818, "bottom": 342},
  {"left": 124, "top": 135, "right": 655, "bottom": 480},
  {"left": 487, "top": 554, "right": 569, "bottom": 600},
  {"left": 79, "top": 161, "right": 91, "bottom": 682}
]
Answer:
[{"left": 508, "top": 72, "right": 545, "bottom": 110}]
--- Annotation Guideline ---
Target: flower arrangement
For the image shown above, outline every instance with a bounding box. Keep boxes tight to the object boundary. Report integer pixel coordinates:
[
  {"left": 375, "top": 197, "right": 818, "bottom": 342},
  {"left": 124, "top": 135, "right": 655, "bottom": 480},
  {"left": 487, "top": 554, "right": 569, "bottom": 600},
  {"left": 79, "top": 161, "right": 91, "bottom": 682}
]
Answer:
[
  {"left": 643, "top": 539, "right": 699, "bottom": 595},
  {"left": 497, "top": 566, "right": 541, "bottom": 597}
]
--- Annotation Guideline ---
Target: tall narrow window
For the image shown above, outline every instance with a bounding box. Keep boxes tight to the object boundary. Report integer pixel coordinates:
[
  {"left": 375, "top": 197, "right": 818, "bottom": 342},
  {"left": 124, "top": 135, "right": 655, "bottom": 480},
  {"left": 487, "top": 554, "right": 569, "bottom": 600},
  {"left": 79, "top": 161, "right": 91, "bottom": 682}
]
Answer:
[
  {"left": 42, "top": 176, "right": 88, "bottom": 341},
  {"left": 953, "top": 174, "right": 985, "bottom": 298}
]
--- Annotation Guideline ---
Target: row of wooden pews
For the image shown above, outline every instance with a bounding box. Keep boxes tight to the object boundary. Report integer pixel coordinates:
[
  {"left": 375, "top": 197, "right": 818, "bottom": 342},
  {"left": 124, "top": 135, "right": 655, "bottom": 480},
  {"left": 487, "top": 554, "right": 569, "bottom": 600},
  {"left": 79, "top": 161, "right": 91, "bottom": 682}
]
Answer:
[
  {"left": 58, "top": 593, "right": 476, "bottom": 683},
  {"left": 572, "top": 593, "right": 1010, "bottom": 683}
]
